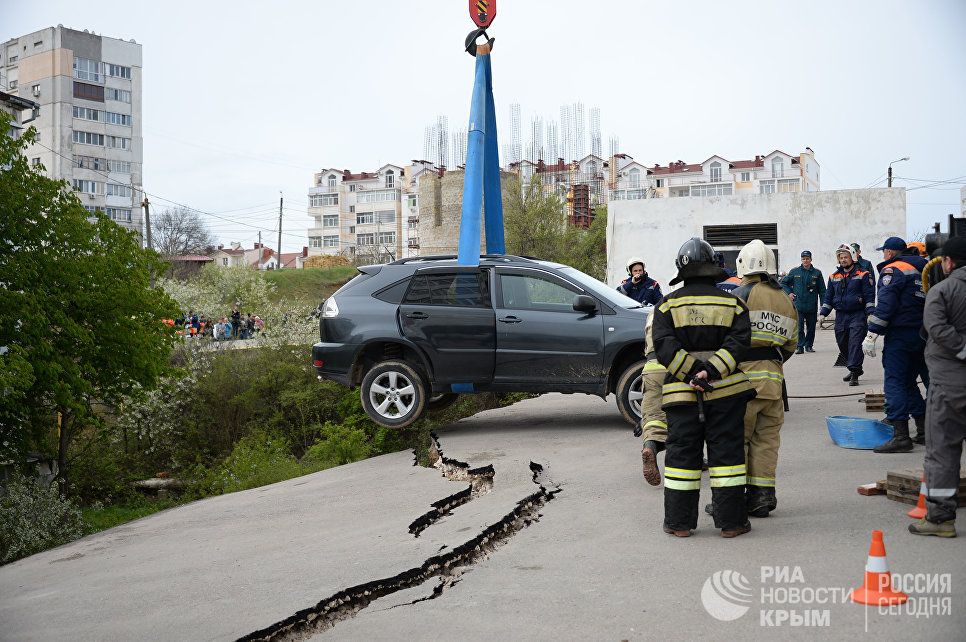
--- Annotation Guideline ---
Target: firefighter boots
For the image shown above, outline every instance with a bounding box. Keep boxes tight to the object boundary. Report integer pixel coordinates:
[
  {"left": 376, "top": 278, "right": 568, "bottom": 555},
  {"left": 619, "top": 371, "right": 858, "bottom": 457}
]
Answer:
[
  {"left": 874, "top": 419, "right": 914, "bottom": 453},
  {"left": 908, "top": 518, "right": 956, "bottom": 538},
  {"left": 747, "top": 487, "right": 777, "bottom": 518},
  {"left": 642, "top": 441, "right": 663, "bottom": 486},
  {"left": 911, "top": 415, "right": 926, "bottom": 445}
]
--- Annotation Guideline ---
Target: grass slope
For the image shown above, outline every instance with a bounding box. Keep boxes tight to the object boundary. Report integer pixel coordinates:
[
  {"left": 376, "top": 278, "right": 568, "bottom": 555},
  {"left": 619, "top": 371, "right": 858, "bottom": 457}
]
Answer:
[{"left": 264, "top": 266, "right": 357, "bottom": 305}]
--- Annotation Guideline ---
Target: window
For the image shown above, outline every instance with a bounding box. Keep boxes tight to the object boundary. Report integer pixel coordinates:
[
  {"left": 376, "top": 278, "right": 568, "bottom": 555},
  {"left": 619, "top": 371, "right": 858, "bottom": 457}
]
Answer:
[
  {"left": 309, "top": 236, "right": 322, "bottom": 248},
  {"left": 106, "top": 136, "right": 131, "bottom": 150},
  {"left": 107, "top": 63, "right": 131, "bottom": 79},
  {"left": 73, "top": 179, "right": 101, "bottom": 194},
  {"left": 327, "top": 174, "right": 337, "bottom": 188},
  {"left": 357, "top": 233, "right": 375, "bottom": 246},
  {"left": 375, "top": 210, "right": 395, "bottom": 224},
  {"left": 107, "top": 183, "right": 132, "bottom": 197},
  {"left": 498, "top": 272, "right": 579, "bottom": 312},
  {"left": 31, "top": 157, "right": 41, "bottom": 167},
  {"left": 107, "top": 159, "right": 132, "bottom": 174},
  {"left": 709, "top": 161, "right": 722, "bottom": 182},
  {"left": 321, "top": 194, "right": 338, "bottom": 206},
  {"left": 323, "top": 235, "right": 339, "bottom": 248},
  {"left": 690, "top": 183, "right": 733, "bottom": 197},
  {"left": 403, "top": 272, "right": 489, "bottom": 308},
  {"left": 771, "top": 157, "right": 784, "bottom": 178},
  {"left": 223, "top": 257, "right": 229, "bottom": 266},
  {"left": 407, "top": 194, "right": 417, "bottom": 209},
  {"left": 309, "top": 195, "right": 324, "bottom": 207},
  {"left": 7, "top": 80, "right": 16, "bottom": 90},
  {"left": 107, "top": 207, "right": 132, "bottom": 222},
  {"left": 322, "top": 214, "right": 339, "bottom": 227},
  {"left": 385, "top": 170, "right": 394, "bottom": 188},
  {"left": 740, "top": 171, "right": 751, "bottom": 182},
  {"left": 356, "top": 212, "right": 374, "bottom": 225},
  {"left": 655, "top": 178, "right": 665, "bottom": 188},
  {"left": 31, "top": 83, "right": 40, "bottom": 95},
  {"left": 8, "top": 55, "right": 17, "bottom": 63},
  {"left": 105, "top": 111, "right": 132, "bottom": 126},
  {"left": 73, "top": 81, "right": 105, "bottom": 102},
  {"left": 349, "top": 184, "right": 356, "bottom": 192},
  {"left": 349, "top": 205, "right": 355, "bottom": 213},
  {"left": 106, "top": 88, "right": 131, "bottom": 103},
  {"left": 73, "top": 58, "right": 104, "bottom": 82},
  {"left": 356, "top": 189, "right": 397, "bottom": 204},
  {"left": 376, "top": 231, "right": 395, "bottom": 245},
  {"left": 759, "top": 180, "right": 776, "bottom": 195},
  {"left": 778, "top": 178, "right": 800, "bottom": 193},
  {"left": 72, "top": 130, "right": 105, "bottom": 146},
  {"left": 627, "top": 167, "right": 641, "bottom": 189},
  {"left": 72, "top": 106, "right": 100, "bottom": 121},
  {"left": 82, "top": 205, "right": 103, "bottom": 214},
  {"left": 75, "top": 155, "right": 106, "bottom": 170}
]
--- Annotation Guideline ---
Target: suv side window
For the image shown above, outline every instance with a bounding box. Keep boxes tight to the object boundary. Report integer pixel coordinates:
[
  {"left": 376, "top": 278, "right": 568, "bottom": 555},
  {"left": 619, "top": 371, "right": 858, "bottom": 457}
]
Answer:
[
  {"left": 403, "top": 272, "right": 490, "bottom": 308},
  {"left": 499, "top": 272, "right": 580, "bottom": 312}
]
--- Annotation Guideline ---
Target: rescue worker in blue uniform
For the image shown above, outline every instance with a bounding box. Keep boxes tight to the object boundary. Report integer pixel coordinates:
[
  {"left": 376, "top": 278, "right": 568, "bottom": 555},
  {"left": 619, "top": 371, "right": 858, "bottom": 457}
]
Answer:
[
  {"left": 864, "top": 236, "right": 930, "bottom": 452},
  {"left": 820, "top": 244, "right": 875, "bottom": 386},
  {"left": 714, "top": 252, "right": 741, "bottom": 292},
  {"left": 617, "top": 257, "right": 662, "bottom": 306},
  {"left": 851, "top": 243, "right": 875, "bottom": 280},
  {"left": 780, "top": 251, "right": 826, "bottom": 354}
]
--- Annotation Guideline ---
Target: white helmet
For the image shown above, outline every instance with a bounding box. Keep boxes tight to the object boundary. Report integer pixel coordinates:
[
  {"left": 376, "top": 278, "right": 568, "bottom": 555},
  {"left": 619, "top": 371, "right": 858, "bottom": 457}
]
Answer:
[
  {"left": 835, "top": 243, "right": 856, "bottom": 262},
  {"left": 736, "top": 239, "right": 776, "bottom": 278},
  {"left": 625, "top": 256, "right": 646, "bottom": 274}
]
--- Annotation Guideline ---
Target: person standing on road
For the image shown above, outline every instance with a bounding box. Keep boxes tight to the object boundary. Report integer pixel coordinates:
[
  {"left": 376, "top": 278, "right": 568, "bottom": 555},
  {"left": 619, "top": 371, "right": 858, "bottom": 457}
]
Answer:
[
  {"left": 865, "top": 236, "right": 930, "bottom": 453},
  {"left": 726, "top": 239, "right": 798, "bottom": 518},
  {"left": 652, "top": 238, "right": 755, "bottom": 538},
  {"left": 820, "top": 244, "right": 875, "bottom": 387},
  {"left": 780, "top": 251, "right": 826, "bottom": 355},
  {"left": 617, "top": 257, "right": 663, "bottom": 306},
  {"left": 910, "top": 237, "right": 966, "bottom": 538},
  {"left": 640, "top": 311, "right": 668, "bottom": 486}
]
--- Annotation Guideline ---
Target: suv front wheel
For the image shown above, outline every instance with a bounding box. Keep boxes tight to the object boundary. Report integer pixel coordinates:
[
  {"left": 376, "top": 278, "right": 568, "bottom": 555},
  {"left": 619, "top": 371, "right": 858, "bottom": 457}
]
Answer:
[
  {"left": 615, "top": 359, "right": 646, "bottom": 426},
  {"left": 361, "top": 360, "right": 427, "bottom": 429}
]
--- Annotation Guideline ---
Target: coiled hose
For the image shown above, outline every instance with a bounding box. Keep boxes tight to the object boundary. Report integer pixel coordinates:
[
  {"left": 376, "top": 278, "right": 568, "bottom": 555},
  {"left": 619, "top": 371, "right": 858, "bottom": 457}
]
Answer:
[{"left": 922, "top": 256, "right": 944, "bottom": 293}]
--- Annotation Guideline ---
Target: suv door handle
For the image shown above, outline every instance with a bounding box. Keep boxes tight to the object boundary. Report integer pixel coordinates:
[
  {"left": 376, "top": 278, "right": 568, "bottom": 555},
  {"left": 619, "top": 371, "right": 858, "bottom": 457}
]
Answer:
[
  {"left": 405, "top": 311, "right": 428, "bottom": 319},
  {"left": 498, "top": 316, "right": 522, "bottom": 324}
]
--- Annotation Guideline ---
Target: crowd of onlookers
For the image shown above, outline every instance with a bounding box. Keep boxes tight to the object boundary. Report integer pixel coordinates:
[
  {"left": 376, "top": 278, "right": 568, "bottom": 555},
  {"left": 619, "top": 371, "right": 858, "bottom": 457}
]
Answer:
[{"left": 169, "top": 308, "right": 265, "bottom": 341}]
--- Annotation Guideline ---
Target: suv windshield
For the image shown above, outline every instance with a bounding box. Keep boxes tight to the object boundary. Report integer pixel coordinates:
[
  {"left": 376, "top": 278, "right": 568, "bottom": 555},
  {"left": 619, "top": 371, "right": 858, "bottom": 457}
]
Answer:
[{"left": 557, "top": 266, "right": 645, "bottom": 309}]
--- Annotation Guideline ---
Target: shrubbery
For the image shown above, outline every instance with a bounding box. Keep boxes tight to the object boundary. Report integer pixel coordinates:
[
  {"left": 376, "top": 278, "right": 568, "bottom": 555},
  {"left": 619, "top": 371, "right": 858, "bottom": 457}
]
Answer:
[{"left": 0, "top": 475, "right": 85, "bottom": 564}]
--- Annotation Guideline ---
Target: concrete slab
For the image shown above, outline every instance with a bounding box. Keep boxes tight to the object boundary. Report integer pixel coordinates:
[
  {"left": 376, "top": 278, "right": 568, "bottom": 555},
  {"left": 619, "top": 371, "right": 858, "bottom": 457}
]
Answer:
[{"left": 1, "top": 328, "right": 963, "bottom": 640}]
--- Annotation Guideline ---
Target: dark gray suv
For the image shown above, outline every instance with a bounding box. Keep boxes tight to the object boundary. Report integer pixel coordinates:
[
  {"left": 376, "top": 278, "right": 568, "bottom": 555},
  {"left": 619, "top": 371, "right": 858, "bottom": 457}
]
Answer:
[{"left": 312, "top": 255, "right": 650, "bottom": 428}]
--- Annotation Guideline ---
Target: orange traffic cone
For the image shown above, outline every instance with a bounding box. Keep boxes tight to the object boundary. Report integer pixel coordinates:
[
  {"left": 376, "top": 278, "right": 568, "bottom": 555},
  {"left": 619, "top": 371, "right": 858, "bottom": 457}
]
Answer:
[
  {"left": 907, "top": 475, "right": 927, "bottom": 519},
  {"left": 851, "top": 530, "right": 908, "bottom": 606}
]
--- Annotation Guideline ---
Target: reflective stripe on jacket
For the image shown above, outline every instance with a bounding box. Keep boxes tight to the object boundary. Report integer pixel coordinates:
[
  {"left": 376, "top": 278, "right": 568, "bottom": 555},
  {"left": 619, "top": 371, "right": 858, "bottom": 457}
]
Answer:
[
  {"left": 867, "top": 254, "right": 928, "bottom": 333},
  {"left": 734, "top": 276, "right": 799, "bottom": 400},
  {"left": 820, "top": 265, "right": 876, "bottom": 316}
]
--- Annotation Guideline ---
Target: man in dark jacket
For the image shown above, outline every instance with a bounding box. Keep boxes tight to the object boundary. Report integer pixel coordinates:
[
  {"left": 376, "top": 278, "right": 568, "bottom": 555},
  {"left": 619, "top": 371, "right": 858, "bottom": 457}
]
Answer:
[
  {"left": 780, "top": 251, "right": 826, "bottom": 354},
  {"left": 851, "top": 243, "right": 875, "bottom": 280},
  {"left": 652, "top": 238, "right": 755, "bottom": 539},
  {"left": 910, "top": 237, "right": 966, "bottom": 538},
  {"left": 820, "top": 244, "right": 875, "bottom": 386},
  {"left": 617, "top": 257, "right": 662, "bottom": 306}
]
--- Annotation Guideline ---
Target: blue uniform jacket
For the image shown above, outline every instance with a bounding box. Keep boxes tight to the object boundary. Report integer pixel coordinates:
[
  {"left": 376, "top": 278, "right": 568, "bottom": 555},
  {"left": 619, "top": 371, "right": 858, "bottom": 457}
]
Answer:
[
  {"left": 867, "top": 254, "right": 928, "bottom": 334},
  {"left": 780, "top": 265, "right": 827, "bottom": 312},
  {"left": 820, "top": 265, "right": 875, "bottom": 316},
  {"left": 617, "top": 274, "right": 662, "bottom": 306}
]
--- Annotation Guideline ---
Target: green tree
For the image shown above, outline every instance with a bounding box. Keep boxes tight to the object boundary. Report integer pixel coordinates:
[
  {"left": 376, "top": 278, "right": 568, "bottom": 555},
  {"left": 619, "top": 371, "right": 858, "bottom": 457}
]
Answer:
[{"left": 0, "top": 114, "right": 178, "bottom": 495}]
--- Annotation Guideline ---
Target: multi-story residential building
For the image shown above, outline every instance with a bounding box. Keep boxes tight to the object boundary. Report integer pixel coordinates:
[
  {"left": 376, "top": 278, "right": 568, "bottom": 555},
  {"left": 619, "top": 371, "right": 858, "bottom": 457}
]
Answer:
[
  {"left": 2, "top": 26, "right": 143, "bottom": 234},
  {"left": 0, "top": 89, "right": 39, "bottom": 138},
  {"left": 307, "top": 164, "right": 408, "bottom": 264}
]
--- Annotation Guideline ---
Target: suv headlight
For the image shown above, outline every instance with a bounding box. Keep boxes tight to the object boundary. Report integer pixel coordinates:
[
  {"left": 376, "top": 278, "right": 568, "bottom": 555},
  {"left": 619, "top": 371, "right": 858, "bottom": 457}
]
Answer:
[{"left": 321, "top": 297, "right": 340, "bottom": 318}]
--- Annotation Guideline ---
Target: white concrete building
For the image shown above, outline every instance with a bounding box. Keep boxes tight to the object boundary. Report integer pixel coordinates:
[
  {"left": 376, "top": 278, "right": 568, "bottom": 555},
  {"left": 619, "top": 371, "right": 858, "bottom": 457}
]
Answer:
[
  {"left": 2, "top": 26, "right": 143, "bottom": 235},
  {"left": 606, "top": 188, "right": 906, "bottom": 289}
]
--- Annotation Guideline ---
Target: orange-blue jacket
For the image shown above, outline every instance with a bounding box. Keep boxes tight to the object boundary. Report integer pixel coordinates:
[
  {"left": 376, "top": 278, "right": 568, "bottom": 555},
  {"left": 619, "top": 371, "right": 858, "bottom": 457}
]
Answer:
[
  {"left": 867, "top": 254, "right": 927, "bottom": 334},
  {"left": 820, "top": 265, "right": 875, "bottom": 316}
]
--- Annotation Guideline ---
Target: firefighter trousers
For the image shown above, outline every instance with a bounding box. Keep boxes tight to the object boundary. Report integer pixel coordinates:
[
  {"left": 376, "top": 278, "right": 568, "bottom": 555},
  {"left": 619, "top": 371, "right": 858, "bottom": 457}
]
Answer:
[
  {"left": 640, "top": 364, "right": 668, "bottom": 444},
  {"left": 924, "top": 383, "right": 966, "bottom": 523},
  {"left": 664, "top": 396, "right": 748, "bottom": 531},
  {"left": 744, "top": 397, "right": 784, "bottom": 490}
]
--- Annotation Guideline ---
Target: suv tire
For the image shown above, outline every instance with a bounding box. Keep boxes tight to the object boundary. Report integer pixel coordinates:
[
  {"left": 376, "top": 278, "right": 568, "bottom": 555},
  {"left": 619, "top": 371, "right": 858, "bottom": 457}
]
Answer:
[
  {"left": 426, "top": 393, "right": 460, "bottom": 412},
  {"left": 361, "top": 360, "right": 427, "bottom": 429},
  {"left": 615, "top": 359, "right": 647, "bottom": 426}
]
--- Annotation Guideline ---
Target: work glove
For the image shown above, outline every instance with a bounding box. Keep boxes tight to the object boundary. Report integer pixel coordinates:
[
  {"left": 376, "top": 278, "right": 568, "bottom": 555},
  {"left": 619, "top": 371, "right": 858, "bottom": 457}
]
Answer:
[
  {"left": 633, "top": 424, "right": 643, "bottom": 438},
  {"left": 862, "top": 333, "right": 879, "bottom": 358}
]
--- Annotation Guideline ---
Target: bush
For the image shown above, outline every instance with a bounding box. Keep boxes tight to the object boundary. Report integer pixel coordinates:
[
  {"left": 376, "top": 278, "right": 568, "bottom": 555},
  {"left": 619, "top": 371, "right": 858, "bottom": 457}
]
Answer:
[
  {"left": 209, "top": 432, "right": 304, "bottom": 494},
  {"left": 302, "top": 421, "right": 371, "bottom": 470},
  {"left": 0, "top": 475, "right": 84, "bottom": 564}
]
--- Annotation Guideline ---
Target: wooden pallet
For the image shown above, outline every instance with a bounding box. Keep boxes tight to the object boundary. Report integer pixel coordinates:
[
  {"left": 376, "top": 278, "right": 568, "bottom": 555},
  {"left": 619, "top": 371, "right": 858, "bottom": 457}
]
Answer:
[
  {"left": 862, "top": 391, "right": 885, "bottom": 413},
  {"left": 886, "top": 468, "right": 966, "bottom": 506}
]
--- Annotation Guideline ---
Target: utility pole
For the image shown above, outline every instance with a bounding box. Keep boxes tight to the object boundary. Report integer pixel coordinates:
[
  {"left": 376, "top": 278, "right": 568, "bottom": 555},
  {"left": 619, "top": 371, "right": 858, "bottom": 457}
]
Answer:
[
  {"left": 888, "top": 157, "right": 909, "bottom": 188},
  {"left": 258, "top": 231, "right": 262, "bottom": 270},
  {"left": 143, "top": 196, "right": 154, "bottom": 288},
  {"left": 277, "top": 192, "right": 283, "bottom": 270},
  {"left": 887, "top": 165, "right": 893, "bottom": 188}
]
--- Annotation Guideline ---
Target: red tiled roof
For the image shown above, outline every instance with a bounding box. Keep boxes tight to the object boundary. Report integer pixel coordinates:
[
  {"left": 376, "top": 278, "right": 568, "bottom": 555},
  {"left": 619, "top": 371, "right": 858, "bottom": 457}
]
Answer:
[
  {"left": 649, "top": 163, "right": 703, "bottom": 176},
  {"left": 168, "top": 255, "right": 215, "bottom": 262},
  {"left": 279, "top": 252, "right": 302, "bottom": 268},
  {"left": 219, "top": 248, "right": 245, "bottom": 256},
  {"left": 729, "top": 159, "right": 764, "bottom": 169}
]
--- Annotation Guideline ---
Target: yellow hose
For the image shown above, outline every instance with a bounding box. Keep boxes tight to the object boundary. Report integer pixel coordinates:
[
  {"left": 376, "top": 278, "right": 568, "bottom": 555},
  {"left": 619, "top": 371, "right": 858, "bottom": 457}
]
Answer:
[{"left": 922, "top": 256, "right": 943, "bottom": 293}]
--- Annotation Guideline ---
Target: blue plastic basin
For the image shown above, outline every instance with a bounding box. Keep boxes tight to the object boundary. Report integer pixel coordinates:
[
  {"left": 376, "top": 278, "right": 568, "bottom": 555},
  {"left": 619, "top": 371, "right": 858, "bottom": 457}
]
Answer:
[{"left": 826, "top": 416, "right": 894, "bottom": 450}]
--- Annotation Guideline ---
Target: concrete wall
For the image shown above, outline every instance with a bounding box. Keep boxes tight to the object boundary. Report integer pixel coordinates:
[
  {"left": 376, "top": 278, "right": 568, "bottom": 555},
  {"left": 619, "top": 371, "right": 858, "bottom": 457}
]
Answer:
[{"left": 606, "top": 188, "right": 907, "bottom": 290}]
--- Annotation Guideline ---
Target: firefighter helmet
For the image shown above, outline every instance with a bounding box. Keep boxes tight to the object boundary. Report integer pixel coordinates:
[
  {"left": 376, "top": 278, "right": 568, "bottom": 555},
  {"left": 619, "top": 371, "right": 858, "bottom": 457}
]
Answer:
[
  {"left": 625, "top": 257, "right": 646, "bottom": 274},
  {"left": 835, "top": 243, "right": 856, "bottom": 262},
  {"left": 736, "top": 239, "right": 776, "bottom": 278},
  {"left": 670, "top": 237, "right": 724, "bottom": 285}
]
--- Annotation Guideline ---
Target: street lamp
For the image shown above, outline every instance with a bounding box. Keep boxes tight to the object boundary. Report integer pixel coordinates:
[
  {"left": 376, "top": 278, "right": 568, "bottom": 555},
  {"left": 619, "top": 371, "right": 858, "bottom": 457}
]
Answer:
[{"left": 887, "top": 157, "right": 909, "bottom": 188}]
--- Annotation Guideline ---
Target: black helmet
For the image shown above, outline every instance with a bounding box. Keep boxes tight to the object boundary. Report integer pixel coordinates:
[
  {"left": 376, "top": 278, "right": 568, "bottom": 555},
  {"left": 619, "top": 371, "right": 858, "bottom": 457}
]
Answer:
[{"left": 670, "top": 237, "right": 726, "bottom": 285}]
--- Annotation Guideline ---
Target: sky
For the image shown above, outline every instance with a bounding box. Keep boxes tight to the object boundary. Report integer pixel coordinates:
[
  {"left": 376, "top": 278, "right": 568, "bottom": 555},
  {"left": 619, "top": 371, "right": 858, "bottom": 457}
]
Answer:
[{"left": 6, "top": 0, "right": 966, "bottom": 252}]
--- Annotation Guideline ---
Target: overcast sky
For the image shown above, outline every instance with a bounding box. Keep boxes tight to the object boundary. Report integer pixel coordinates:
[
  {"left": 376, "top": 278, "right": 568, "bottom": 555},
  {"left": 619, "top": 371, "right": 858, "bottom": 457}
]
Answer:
[{"left": 7, "top": 0, "right": 965, "bottom": 252}]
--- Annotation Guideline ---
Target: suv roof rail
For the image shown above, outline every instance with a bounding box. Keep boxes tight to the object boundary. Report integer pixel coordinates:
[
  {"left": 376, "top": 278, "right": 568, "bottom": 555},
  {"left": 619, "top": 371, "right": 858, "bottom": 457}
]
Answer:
[{"left": 388, "top": 254, "right": 542, "bottom": 266}]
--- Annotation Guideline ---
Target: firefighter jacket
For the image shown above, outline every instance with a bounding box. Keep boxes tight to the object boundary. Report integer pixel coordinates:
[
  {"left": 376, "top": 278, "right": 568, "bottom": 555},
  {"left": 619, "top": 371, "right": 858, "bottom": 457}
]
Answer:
[
  {"left": 820, "top": 265, "right": 875, "bottom": 316},
  {"left": 780, "top": 265, "right": 826, "bottom": 313},
  {"left": 652, "top": 281, "right": 756, "bottom": 408},
  {"left": 617, "top": 274, "right": 662, "bottom": 306},
  {"left": 732, "top": 276, "right": 799, "bottom": 400},
  {"left": 867, "top": 254, "right": 928, "bottom": 334}
]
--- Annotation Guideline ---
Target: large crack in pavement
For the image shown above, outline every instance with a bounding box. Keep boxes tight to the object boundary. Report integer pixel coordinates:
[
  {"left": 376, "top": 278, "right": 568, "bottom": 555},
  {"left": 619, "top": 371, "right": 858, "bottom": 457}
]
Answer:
[{"left": 238, "top": 438, "right": 560, "bottom": 642}]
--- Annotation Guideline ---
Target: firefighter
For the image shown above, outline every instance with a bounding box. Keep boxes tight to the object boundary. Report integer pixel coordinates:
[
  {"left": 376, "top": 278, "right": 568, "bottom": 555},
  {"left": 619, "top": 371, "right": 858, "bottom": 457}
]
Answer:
[
  {"left": 617, "top": 257, "right": 662, "bottom": 306},
  {"left": 652, "top": 238, "right": 755, "bottom": 538},
  {"left": 639, "top": 312, "right": 668, "bottom": 486},
  {"left": 864, "top": 236, "right": 930, "bottom": 452},
  {"left": 820, "top": 244, "right": 875, "bottom": 386},
  {"left": 729, "top": 239, "right": 798, "bottom": 517},
  {"left": 910, "top": 237, "right": 966, "bottom": 538}
]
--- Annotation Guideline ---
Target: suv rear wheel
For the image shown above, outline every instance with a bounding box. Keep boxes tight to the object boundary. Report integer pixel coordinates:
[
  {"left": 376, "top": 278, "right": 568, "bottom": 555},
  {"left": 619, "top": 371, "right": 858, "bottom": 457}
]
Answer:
[
  {"left": 361, "top": 360, "right": 427, "bottom": 429},
  {"left": 615, "top": 359, "right": 646, "bottom": 426}
]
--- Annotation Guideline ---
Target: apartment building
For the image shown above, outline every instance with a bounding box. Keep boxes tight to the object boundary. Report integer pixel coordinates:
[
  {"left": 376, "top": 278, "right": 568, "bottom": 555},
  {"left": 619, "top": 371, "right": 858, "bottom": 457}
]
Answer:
[
  {"left": 1, "top": 26, "right": 143, "bottom": 234},
  {"left": 0, "top": 89, "right": 39, "bottom": 138},
  {"left": 646, "top": 149, "right": 820, "bottom": 198}
]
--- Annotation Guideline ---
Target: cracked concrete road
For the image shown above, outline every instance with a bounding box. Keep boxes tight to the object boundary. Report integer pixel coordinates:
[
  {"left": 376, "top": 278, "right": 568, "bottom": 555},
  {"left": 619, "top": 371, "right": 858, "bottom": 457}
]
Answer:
[{"left": 2, "top": 329, "right": 965, "bottom": 640}]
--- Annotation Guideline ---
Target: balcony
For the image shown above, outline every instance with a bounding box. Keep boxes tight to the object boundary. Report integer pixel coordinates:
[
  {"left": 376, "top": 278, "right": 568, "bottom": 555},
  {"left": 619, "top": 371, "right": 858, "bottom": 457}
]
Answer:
[
  {"left": 408, "top": 238, "right": 420, "bottom": 249},
  {"left": 308, "top": 185, "right": 340, "bottom": 196},
  {"left": 408, "top": 216, "right": 418, "bottom": 224}
]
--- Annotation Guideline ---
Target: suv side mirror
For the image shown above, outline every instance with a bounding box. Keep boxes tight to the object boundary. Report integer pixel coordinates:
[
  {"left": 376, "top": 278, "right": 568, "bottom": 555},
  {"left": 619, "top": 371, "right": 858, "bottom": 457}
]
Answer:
[{"left": 573, "top": 294, "right": 597, "bottom": 313}]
